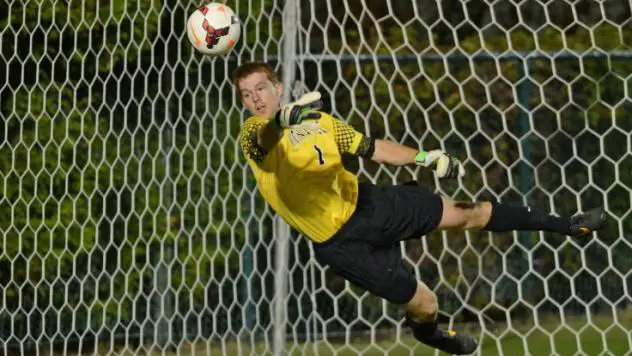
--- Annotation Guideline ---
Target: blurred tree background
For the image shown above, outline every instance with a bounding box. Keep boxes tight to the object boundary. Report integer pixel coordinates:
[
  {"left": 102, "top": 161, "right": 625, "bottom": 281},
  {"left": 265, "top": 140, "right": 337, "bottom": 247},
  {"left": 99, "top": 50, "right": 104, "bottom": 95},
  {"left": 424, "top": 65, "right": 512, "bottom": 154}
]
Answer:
[{"left": 0, "top": 0, "right": 631, "bottom": 353}]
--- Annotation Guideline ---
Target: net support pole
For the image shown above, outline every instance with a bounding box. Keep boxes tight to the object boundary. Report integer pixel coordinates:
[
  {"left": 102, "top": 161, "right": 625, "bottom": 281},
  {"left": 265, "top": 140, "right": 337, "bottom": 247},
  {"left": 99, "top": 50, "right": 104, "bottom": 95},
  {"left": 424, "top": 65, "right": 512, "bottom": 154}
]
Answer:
[
  {"left": 241, "top": 170, "right": 257, "bottom": 334},
  {"left": 272, "top": 0, "right": 298, "bottom": 354},
  {"left": 517, "top": 59, "right": 534, "bottom": 299},
  {"left": 154, "top": 108, "right": 175, "bottom": 350}
]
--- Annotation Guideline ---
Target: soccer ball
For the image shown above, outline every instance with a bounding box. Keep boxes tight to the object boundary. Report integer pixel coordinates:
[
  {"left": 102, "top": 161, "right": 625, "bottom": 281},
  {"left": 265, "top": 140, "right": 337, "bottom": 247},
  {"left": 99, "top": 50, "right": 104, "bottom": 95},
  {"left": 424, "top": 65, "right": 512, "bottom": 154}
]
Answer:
[{"left": 187, "top": 3, "right": 241, "bottom": 56}]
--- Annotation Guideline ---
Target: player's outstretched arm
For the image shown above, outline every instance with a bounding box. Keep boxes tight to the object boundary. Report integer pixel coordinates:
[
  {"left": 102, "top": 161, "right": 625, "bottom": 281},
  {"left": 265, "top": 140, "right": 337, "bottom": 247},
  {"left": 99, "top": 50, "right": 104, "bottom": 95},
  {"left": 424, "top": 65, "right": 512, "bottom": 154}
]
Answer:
[
  {"left": 371, "top": 139, "right": 465, "bottom": 179},
  {"left": 371, "top": 139, "right": 418, "bottom": 165},
  {"left": 256, "top": 119, "right": 284, "bottom": 152},
  {"left": 255, "top": 92, "right": 323, "bottom": 151}
]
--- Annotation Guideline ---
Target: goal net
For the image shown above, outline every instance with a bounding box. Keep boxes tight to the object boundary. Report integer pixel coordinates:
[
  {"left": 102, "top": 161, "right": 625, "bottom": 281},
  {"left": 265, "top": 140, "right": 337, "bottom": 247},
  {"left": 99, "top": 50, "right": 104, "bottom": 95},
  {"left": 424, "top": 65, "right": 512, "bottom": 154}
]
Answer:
[{"left": 1, "top": 0, "right": 631, "bottom": 355}]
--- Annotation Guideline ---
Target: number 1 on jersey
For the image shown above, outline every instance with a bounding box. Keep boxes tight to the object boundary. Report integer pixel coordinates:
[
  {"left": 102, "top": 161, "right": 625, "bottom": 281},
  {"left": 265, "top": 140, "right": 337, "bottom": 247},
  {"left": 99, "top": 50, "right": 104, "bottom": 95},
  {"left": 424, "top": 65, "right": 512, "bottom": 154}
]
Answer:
[{"left": 313, "top": 145, "right": 325, "bottom": 165}]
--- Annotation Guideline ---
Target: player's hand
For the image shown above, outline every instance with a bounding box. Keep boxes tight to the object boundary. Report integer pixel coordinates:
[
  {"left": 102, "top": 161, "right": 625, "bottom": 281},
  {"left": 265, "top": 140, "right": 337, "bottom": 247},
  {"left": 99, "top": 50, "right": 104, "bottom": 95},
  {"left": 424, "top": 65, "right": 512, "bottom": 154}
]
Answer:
[
  {"left": 274, "top": 91, "right": 323, "bottom": 128},
  {"left": 415, "top": 150, "right": 465, "bottom": 179}
]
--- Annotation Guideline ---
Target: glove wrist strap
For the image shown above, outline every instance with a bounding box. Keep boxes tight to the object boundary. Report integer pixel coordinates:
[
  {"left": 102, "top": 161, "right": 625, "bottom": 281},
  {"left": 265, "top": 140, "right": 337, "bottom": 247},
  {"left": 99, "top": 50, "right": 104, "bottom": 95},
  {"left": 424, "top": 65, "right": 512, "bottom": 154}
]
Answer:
[{"left": 415, "top": 150, "right": 428, "bottom": 164}]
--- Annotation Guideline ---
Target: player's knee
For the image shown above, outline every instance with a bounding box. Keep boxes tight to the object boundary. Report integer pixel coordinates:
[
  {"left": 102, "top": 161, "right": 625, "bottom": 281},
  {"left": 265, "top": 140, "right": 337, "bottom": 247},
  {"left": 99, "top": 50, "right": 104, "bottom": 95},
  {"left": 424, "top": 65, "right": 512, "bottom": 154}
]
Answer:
[{"left": 406, "top": 283, "right": 438, "bottom": 322}]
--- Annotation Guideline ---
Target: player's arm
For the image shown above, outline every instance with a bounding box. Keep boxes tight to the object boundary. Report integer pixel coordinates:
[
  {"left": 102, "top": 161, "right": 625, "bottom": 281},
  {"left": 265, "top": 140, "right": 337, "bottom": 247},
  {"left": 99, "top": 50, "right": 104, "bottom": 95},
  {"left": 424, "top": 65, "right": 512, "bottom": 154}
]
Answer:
[
  {"left": 372, "top": 139, "right": 465, "bottom": 179},
  {"left": 255, "top": 92, "right": 324, "bottom": 151},
  {"left": 239, "top": 118, "right": 270, "bottom": 164},
  {"left": 256, "top": 120, "right": 284, "bottom": 151},
  {"left": 241, "top": 92, "right": 324, "bottom": 160},
  {"left": 332, "top": 119, "right": 464, "bottom": 179},
  {"left": 371, "top": 139, "right": 417, "bottom": 165}
]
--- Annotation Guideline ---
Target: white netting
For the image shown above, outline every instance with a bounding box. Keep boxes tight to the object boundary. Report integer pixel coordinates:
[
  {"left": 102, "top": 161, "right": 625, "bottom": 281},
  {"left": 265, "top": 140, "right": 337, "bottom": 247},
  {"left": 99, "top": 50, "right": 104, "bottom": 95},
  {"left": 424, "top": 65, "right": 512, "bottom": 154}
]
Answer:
[{"left": 1, "top": 0, "right": 632, "bottom": 355}]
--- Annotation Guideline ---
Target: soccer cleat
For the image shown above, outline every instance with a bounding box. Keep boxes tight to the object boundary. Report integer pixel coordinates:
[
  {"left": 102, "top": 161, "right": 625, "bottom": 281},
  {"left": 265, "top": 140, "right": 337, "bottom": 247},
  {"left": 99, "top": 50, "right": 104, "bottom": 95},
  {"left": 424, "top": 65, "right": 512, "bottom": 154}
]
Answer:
[
  {"left": 429, "top": 328, "right": 479, "bottom": 355},
  {"left": 406, "top": 317, "right": 478, "bottom": 355},
  {"left": 569, "top": 206, "right": 606, "bottom": 237}
]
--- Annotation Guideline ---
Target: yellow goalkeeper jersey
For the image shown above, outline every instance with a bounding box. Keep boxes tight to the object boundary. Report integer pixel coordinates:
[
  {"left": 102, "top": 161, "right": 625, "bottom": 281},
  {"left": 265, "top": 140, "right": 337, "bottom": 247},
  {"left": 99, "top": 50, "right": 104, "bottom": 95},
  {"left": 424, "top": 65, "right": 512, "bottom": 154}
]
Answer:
[{"left": 239, "top": 113, "right": 366, "bottom": 243}]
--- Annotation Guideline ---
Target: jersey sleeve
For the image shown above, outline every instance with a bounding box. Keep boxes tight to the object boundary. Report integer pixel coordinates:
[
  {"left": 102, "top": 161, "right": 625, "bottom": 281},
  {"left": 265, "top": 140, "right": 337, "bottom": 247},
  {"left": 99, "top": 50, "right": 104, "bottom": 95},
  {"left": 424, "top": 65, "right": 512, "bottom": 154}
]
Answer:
[
  {"left": 239, "top": 117, "right": 268, "bottom": 164},
  {"left": 332, "top": 118, "right": 372, "bottom": 157}
]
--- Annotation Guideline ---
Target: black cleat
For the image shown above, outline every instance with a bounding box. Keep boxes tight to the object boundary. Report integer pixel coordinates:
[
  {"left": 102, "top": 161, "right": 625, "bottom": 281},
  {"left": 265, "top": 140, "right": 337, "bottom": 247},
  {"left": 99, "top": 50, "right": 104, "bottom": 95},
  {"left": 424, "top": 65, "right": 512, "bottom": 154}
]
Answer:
[
  {"left": 418, "top": 328, "right": 478, "bottom": 355},
  {"left": 406, "top": 317, "right": 478, "bottom": 355},
  {"left": 569, "top": 206, "right": 606, "bottom": 237},
  {"left": 434, "top": 329, "right": 478, "bottom": 355}
]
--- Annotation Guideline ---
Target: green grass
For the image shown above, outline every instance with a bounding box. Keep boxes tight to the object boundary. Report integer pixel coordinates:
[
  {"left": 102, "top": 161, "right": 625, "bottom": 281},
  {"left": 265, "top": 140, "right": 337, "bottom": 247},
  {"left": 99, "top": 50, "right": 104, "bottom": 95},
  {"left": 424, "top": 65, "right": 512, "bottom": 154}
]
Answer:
[
  {"left": 65, "top": 309, "right": 632, "bottom": 355},
  {"left": 108, "top": 326, "right": 630, "bottom": 356}
]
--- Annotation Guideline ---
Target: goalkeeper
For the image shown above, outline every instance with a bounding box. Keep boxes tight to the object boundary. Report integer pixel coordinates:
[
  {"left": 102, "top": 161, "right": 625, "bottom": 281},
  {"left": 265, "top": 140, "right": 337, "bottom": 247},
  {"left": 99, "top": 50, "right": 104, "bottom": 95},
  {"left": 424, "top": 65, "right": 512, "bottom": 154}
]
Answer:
[{"left": 234, "top": 61, "right": 605, "bottom": 355}]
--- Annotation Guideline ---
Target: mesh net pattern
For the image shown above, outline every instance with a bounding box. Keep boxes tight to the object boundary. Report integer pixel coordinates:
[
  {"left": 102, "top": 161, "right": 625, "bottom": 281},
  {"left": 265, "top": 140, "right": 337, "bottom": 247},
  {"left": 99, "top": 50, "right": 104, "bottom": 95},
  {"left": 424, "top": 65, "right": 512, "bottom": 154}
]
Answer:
[{"left": 1, "top": 0, "right": 632, "bottom": 355}]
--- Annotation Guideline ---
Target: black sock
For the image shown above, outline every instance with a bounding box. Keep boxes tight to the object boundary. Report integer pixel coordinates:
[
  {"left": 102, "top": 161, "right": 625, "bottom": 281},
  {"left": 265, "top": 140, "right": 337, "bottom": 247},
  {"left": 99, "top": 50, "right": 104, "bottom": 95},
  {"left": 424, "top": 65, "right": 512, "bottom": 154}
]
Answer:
[{"left": 482, "top": 202, "right": 571, "bottom": 235}]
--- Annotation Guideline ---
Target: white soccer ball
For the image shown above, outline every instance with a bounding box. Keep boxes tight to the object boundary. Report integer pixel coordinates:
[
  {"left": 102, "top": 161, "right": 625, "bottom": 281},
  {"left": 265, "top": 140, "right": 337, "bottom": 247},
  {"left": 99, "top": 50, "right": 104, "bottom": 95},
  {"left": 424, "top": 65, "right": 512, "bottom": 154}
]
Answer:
[{"left": 187, "top": 3, "right": 241, "bottom": 56}]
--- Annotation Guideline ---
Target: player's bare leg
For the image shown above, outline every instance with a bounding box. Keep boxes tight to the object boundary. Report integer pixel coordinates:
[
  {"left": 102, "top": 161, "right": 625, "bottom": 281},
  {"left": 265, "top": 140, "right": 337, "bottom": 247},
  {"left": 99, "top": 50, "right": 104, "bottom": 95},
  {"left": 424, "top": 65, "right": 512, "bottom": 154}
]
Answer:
[
  {"left": 405, "top": 282, "right": 478, "bottom": 354},
  {"left": 438, "top": 198, "right": 606, "bottom": 237}
]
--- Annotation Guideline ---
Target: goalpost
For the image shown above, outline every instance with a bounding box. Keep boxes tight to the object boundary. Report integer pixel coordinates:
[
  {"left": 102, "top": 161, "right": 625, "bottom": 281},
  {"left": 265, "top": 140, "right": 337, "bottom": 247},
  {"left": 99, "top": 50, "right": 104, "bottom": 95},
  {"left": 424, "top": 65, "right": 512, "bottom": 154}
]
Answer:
[{"left": 1, "top": 1, "right": 631, "bottom": 355}]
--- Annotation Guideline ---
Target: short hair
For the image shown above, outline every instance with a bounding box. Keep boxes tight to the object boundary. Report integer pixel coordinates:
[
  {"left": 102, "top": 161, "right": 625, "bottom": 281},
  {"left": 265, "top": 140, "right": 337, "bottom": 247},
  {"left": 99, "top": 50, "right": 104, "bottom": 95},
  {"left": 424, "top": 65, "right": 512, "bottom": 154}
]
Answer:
[{"left": 233, "top": 62, "right": 279, "bottom": 97}]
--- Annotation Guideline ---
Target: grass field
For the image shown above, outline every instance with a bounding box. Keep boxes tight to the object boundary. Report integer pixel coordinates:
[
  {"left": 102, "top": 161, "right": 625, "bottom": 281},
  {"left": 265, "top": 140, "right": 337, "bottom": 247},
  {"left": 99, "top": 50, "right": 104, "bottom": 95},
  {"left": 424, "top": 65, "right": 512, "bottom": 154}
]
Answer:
[{"left": 58, "top": 308, "right": 632, "bottom": 355}]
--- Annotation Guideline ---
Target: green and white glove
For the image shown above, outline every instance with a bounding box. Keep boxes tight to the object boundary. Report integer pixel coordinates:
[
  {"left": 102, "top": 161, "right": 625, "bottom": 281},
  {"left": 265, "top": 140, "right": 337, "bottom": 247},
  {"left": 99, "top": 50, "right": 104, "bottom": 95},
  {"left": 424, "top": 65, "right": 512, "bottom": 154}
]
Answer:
[
  {"left": 274, "top": 91, "right": 323, "bottom": 128},
  {"left": 415, "top": 150, "right": 465, "bottom": 179}
]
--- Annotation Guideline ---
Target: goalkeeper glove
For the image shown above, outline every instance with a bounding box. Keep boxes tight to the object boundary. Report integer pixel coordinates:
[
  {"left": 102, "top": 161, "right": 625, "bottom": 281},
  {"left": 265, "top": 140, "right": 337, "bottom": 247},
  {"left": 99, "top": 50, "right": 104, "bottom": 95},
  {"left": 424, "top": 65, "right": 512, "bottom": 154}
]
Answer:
[
  {"left": 274, "top": 91, "right": 323, "bottom": 128},
  {"left": 415, "top": 150, "right": 465, "bottom": 179}
]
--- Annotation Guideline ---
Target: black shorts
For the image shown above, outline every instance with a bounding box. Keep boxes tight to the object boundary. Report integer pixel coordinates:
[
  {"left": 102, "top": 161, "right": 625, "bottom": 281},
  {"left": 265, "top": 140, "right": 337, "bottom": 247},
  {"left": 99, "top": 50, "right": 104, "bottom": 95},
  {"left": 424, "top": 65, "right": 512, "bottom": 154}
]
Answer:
[{"left": 312, "top": 182, "right": 443, "bottom": 305}]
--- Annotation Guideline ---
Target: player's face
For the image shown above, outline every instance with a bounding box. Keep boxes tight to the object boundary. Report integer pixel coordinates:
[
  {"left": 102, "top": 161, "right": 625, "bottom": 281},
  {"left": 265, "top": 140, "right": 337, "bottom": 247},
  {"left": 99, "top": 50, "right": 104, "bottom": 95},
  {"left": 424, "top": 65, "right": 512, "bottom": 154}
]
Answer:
[{"left": 238, "top": 72, "right": 283, "bottom": 119}]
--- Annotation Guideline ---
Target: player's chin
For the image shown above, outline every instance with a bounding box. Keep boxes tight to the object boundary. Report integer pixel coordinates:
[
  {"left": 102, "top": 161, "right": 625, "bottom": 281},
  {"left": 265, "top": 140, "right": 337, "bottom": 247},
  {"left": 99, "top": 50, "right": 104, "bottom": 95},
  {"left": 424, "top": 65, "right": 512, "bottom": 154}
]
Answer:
[{"left": 259, "top": 109, "right": 276, "bottom": 119}]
